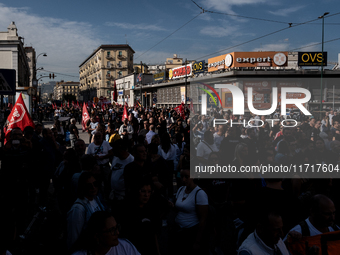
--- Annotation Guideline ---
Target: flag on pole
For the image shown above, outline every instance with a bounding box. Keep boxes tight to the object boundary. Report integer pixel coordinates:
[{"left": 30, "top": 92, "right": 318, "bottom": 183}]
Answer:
[
  {"left": 3, "top": 93, "right": 35, "bottom": 144},
  {"left": 122, "top": 104, "right": 128, "bottom": 120},
  {"left": 67, "top": 100, "right": 70, "bottom": 108},
  {"left": 92, "top": 102, "right": 96, "bottom": 108},
  {"left": 82, "top": 102, "right": 90, "bottom": 132}
]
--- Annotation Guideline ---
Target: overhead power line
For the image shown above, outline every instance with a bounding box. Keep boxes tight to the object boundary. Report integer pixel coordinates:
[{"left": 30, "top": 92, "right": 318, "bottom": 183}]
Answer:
[
  {"left": 42, "top": 69, "right": 79, "bottom": 78},
  {"left": 290, "top": 37, "right": 340, "bottom": 51},
  {"left": 135, "top": 12, "right": 202, "bottom": 60},
  {"left": 195, "top": 13, "right": 340, "bottom": 60}
]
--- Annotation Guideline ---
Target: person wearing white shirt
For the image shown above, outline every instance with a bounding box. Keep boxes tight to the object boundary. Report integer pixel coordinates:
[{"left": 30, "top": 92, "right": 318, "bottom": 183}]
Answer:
[
  {"left": 86, "top": 131, "right": 113, "bottom": 179},
  {"left": 132, "top": 108, "right": 138, "bottom": 119},
  {"left": 196, "top": 130, "right": 218, "bottom": 166},
  {"left": 110, "top": 140, "right": 134, "bottom": 201},
  {"left": 284, "top": 194, "right": 338, "bottom": 241},
  {"left": 174, "top": 168, "right": 209, "bottom": 254},
  {"left": 71, "top": 211, "right": 140, "bottom": 255},
  {"left": 145, "top": 125, "right": 156, "bottom": 144},
  {"left": 118, "top": 118, "right": 134, "bottom": 140},
  {"left": 238, "top": 212, "right": 289, "bottom": 255}
]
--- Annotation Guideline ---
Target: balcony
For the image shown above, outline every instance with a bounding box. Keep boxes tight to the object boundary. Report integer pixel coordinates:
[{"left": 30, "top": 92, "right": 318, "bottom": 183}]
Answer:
[
  {"left": 117, "top": 54, "right": 125, "bottom": 59},
  {"left": 106, "top": 74, "right": 114, "bottom": 80},
  {"left": 106, "top": 55, "right": 114, "bottom": 60},
  {"left": 106, "top": 64, "right": 116, "bottom": 69},
  {"left": 116, "top": 65, "right": 127, "bottom": 69}
]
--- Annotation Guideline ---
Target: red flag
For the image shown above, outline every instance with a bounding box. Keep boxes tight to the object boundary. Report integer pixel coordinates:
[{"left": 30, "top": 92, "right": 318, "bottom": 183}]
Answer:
[
  {"left": 113, "top": 79, "right": 117, "bottom": 102},
  {"left": 67, "top": 100, "right": 70, "bottom": 108},
  {"left": 52, "top": 103, "right": 55, "bottom": 109},
  {"left": 174, "top": 102, "right": 185, "bottom": 120},
  {"left": 101, "top": 103, "right": 105, "bottom": 111},
  {"left": 72, "top": 101, "right": 74, "bottom": 106},
  {"left": 77, "top": 101, "right": 79, "bottom": 108},
  {"left": 92, "top": 102, "right": 96, "bottom": 108},
  {"left": 82, "top": 102, "right": 90, "bottom": 132},
  {"left": 4, "top": 93, "right": 35, "bottom": 144},
  {"left": 122, "top": 104, "right": 128, "bottom": 120}
]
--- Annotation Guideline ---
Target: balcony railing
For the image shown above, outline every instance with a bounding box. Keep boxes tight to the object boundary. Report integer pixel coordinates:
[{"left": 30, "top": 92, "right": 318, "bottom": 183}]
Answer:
[
  {"left": 117, "top": 54, "right": 125, "bottom": 59},
  {"left": 106, "top": 55, "right": 115, "bottom": 60}
]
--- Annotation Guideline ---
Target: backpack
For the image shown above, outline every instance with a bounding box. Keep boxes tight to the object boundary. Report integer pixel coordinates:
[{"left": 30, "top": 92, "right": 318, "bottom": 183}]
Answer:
[{"left": 299, "top": 220, "right": 340, "bottom": 237}]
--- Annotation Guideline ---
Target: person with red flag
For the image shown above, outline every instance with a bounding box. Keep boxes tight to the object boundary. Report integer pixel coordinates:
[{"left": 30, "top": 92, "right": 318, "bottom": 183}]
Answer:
[
  {"left": 3, "top": 93, "right": 35, "bottom": 144},
  {"left": 174, "top": 102, "right": 185, "bottom": 120}
]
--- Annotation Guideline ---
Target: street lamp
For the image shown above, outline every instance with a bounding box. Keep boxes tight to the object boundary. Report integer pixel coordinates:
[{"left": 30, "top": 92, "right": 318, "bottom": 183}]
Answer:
[{"left": 319, "top": 12, "right": 329, "bottom": 112}]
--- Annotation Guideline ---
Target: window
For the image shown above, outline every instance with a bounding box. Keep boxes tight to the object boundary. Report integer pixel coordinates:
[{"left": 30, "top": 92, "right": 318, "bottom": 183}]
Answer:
[
  {"left": 118, "top": 51, "right": 122, "bottom": 56},
  {"left": 118, "top": 71, "right": 122, "bottom": 76},
  {"left": 107, "top": 51, "right": 110, "bottom": 57},
  {"left": 107, "top": 61, "right": 111, "bottom": 68},
  {"left": 118, "top": 61, "right": 122, "bottom": 67}
]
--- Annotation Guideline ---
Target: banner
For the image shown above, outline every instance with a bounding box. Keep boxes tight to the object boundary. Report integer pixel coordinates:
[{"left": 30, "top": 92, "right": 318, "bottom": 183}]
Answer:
[
  {"left": 3, "top": 93, "right": 35, "bottom": 144},
  {"left": 82, "top": 103, "right": 90, "bottom": 132}
]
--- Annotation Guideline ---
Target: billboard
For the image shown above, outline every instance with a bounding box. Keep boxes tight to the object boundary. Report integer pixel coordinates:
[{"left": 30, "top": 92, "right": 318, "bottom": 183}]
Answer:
[
  {"left": 277, "top": 82, "right": 305, "bottom": 109},
  {"left": 153, "top": 72, "right": 166, "bottom": 83},
  {"left": 169, "top": 64, "right": 192, "bottom": 80},
  {"left": 208, "top": 52, "right": 288, "bottom": 72},
  {"left": 208, "top": 54, "right": 227, "bottom": 72},
  {"left": 243, "top": 81, "right": 273, "bottom": 110},
  {"left": 298, "top": 52, "right": 327, "bottom": 66},
  {"left": 192, "top": 61, "right": 205, "bottom": 74}
]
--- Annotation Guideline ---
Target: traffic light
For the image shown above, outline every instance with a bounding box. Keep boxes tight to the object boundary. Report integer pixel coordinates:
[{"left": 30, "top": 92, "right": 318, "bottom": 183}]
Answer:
[
  {"left": 52, "top": 73, "right": 55, "bottom": 79},
  {"left": 49, "top": 73, "right": 51, "bottom": 79}
]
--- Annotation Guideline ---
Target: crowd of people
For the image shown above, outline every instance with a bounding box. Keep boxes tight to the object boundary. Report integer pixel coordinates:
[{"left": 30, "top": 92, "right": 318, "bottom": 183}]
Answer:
[{"left": 0, "top": 102, "right": 340, "bottom": 255}]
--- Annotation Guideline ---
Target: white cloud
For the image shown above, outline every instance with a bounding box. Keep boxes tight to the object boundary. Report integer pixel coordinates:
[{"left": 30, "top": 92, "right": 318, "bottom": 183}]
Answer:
[
  {"left": 200, "top": 26, "right": 239, "bottom": 38},
  {"left": 292, "top": 42, "right": 319, "bottom": 52},
  {"left": 0, "top": 4, "right": 101, "bottom": 80},
  {"left": 202, "top": 0, "right": 269, "bottom": 13},
  {"left": 105, "top": 22, "right": 166, "bottom": 31},
  {"left": 269, "top": 6, "right": 305, "bottom": 17},
  {"left": 252, "top": 43, "right": 289, "bottom": 52}
]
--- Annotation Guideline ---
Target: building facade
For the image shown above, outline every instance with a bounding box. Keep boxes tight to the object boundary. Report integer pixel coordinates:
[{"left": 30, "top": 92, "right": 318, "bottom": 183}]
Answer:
[
  {"left": 53, "top": 81, "right": 80, "bottom": 101},
  {"left": 79, "top": 44, "right": 135, "bottom": 101},
  {"left": 0, "top": 22, "right": 30, "bottom": 106},
  {"left": 24, "top": 47, "right": 36, "bottom": 87},
  {"left": 165, "top": 54, "right": 183, "bottom": 70}
]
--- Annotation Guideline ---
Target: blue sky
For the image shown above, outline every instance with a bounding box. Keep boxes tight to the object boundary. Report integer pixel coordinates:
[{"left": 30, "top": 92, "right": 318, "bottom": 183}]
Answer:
[{"left": 0, "top": 0, "right": 339, "bottom": 83}]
